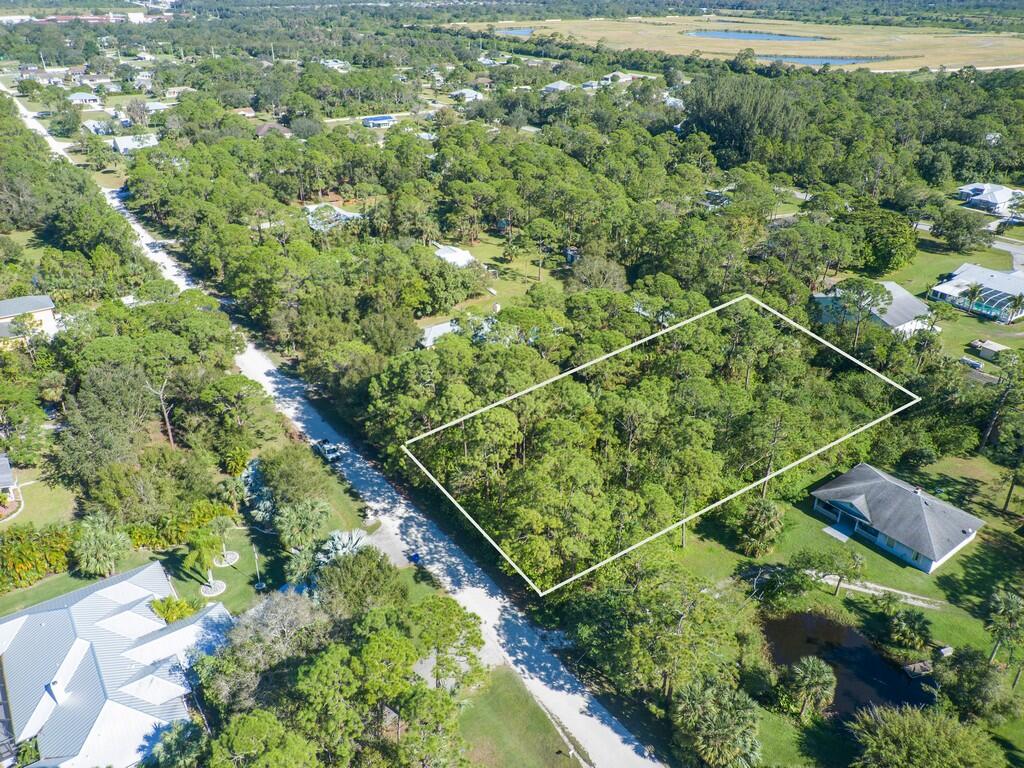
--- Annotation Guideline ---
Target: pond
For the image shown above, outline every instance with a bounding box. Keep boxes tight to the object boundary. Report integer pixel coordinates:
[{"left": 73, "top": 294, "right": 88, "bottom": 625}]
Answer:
[
  {"left": 495, "top": 27, "right": 534, "bottom": 37},
  {"left": 763, "top": 612, "right": 933, "bottom": 717},
  {"left": 688, "top": 30, "right": 828, "bottom": 42}
]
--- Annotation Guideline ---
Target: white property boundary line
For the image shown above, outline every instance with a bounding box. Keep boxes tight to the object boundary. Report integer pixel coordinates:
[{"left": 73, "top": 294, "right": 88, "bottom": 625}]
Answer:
[{"left": 402, "top": 294, "right": 921, "bottom": 596}]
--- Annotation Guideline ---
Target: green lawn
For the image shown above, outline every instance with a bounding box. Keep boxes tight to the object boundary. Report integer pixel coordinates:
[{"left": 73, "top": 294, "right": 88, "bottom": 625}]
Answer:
[
  {"left": 459, "top": 666, "right": 584, "bottom": 768},
  {"left": 418, "top": 234, "right": 562, "bottom": 327},
  {"left": 7, "top": 468, "right": 77, "bottom": 527}
]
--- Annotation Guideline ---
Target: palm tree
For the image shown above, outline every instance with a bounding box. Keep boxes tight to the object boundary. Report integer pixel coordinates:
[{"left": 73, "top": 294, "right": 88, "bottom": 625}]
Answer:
[
  {"left": 1007, "top": 293, "right": 1024, "bottom": 323},
  {"left": 986, "top": 589, "right": 1024, "bottom": 663},
  {"left": 210, "top": 514, "right": 238, "bottom": 566},
  {"left": 690, "top": 687, "right": 761, "bottom": 768},
  {"left": 216, "top": 477, "right": 246, "bottom": 514},
  {"left": 184, "top": 528, "right": 223, "bottom": 594},
  {"left": 789, "top": 656, "right": 836, "bottom": 720},
  {"left": 964, "top": 282, "right": 984, "bottom": 314}
]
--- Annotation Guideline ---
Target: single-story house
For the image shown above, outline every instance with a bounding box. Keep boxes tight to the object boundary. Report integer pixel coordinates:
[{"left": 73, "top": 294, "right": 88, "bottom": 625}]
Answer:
[
  {"left": 319, "top": 59, "right": 351, "bottom": 72},
  {"left": 144, "top": 100, "right": 170, "bottom": 113},
  {"left": 929, "top": 263, "right": 1024, "bottom": 324},
  {"left": 67, "top": 91, "right": 99, "bottom": 106},
  {"left": 421, "top": 319, "right": 457, "bottom": 348},
  {"left": 969, "top": 338, "right": 1010, "bottom": 362},
  {"left": 957, "top": 183, "right": 1024, "bottom": 216},
  {"left": 255, "top": 122, "right": 293, "bottom": 138},
  {"left": 112, "top": 133, "right": 158, "bottom": 154},
  {"left": 581, "top": 80, "right": 601, "bottom": 90},
  {"left": 811, "top": 463, "right": 984, "bottom": 573},
  {"left": 541, "top": 80, "right": 575, "bottom": 94},
  {"left": 432, "top": 242, "right": 475, "bottom": 268},
  {"left": 82, "top": 119, "right": 113, "bottom": 135},
  {"left": 0, "top": 452, "right": 15, "bottom": 496},
  {"left": 0, "top": 562, "right": 231, "bottom": 768},
  {"left": 813, "top": 281, "right": 933, "bottom": 337},
  {"left": 449, "top": 88, "right": 483, "bottom": 103},
  {"left": 600, "top": 71, "right": 636, "bottom": 85},
  {"left": 361, "top": 114, "right": 396, "bottom": 129},
  {"left": 0, "top": 294, "right": 57, "bottom": 340},
  {"left": 164, "top": 86, "right": 195, "bottom": 98},
  {"left": 304, "top": 203, "right": 362, "bottom": 232}
]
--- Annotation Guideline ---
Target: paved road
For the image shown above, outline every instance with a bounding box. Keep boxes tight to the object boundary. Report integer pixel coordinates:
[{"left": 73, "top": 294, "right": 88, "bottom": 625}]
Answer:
[{"left": 0, "top": 86, "right": 661, "bottom": 768}]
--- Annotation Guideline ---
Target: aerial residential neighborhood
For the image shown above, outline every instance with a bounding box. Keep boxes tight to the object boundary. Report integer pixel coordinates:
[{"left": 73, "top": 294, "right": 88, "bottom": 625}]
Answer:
[{"left": 0, "top": 1, "right": 1023, "bottom": 767}]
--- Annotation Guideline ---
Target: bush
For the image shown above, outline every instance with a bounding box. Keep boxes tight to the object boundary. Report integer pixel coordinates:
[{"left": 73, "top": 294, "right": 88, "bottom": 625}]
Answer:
[
  {"left": 151, "top": 595, "right": 203, "bottom": 624},
  {"left": 0, "top": 523, "right": 72, "bottom": 593}
]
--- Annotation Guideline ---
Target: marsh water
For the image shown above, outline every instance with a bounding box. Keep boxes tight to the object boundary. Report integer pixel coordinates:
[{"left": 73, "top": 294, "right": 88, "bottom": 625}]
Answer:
[
  {"left": 763, "top": 612, "right": 932, "bottom": 717},
  {"left": 688, "top": 30, "right": 828, "bottom": 41}
]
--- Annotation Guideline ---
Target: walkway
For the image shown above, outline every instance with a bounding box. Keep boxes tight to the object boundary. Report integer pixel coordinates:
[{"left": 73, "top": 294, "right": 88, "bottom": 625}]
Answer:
[
  {"left": 814, "top": 573, "right": 947, "bottom": 610},
  {"left": 0, "top": 86, "right": 660, "bottom": 768}
]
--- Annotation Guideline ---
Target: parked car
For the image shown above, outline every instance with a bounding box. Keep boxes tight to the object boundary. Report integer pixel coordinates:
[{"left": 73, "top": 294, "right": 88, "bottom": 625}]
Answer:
[{"left": 960, "top": 356, "right": 984, "bottom": 370}]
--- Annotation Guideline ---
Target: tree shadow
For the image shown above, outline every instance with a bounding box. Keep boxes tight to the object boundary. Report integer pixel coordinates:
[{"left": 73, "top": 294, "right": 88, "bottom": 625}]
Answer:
[{"left": 797, "top": 717, "right": 858, "bottom": 768}]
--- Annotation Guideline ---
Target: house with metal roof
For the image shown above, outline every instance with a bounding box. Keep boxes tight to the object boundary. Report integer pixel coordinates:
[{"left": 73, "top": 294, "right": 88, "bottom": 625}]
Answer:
[
  {"left": 929, "top": 263, "right": 1024, "bottom": 324},
  {"left": 541, "top": 80, "right": 575, "bottom": 94},
  {"left": 813, "top": 281, "right": 934, "bottom": 337},
  {"left": 0, "top": 562, "right": 231, "bottom": 768},
  {"left": 361, "top": 115, "right": 396, "bottom": 129},
  {"left": 111, "top": 134, "right": 158, "bottom": 155},
  {"left": 431, "top": 242, "right": 476, "bottom": 268},
  {"left": 957, "top": 183, "right": 1024, "bottom": 216},
  {"left": 0, "top": 295, "right": 57, "bottom": 341},
  {"left": 811, "top": 463, "right": 984, "bottom": 573},
  {"left": 0, "top": 452, "right": 14, "bottom": 496}
]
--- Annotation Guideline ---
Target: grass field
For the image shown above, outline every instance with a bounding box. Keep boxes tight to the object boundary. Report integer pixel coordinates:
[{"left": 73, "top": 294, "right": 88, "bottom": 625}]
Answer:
[
  {"left": 466, "top": 14, "right": 1024, "bottom": 71},
  {"left": 418, "top": 233, "right": 562, "bottom": 327},
  {"left": 459, "top": 667, "right": 583, "bottom": 768},
  {"left": 4, "top": 468, "right": 77, "bottom": 527}
]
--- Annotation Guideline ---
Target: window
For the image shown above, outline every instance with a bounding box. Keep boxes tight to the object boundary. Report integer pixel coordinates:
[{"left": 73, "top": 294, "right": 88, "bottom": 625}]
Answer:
[
  {"left": 885, "top": 536, "right": 896, "bottom": 548},
  {"left": 911, "top": 551, "right": 920, "bottom": 562}
]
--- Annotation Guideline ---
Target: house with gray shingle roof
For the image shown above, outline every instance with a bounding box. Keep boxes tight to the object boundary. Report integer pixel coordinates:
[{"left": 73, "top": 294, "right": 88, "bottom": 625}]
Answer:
[
  {"left": 0, "top": 562, "right": 230, "bottom": 767},
  {"left": 811, "top": 463, "right": 984, "bottom": 573}
]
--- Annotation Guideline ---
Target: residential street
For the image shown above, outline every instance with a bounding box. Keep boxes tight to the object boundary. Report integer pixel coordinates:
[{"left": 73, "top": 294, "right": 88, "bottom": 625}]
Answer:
[{"left": 0, "top": 84, "right": 661, "bottom": 768}]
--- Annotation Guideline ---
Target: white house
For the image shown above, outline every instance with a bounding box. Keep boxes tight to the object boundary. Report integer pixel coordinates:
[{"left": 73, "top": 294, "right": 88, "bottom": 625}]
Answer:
[
  {"left": 969, "top": 338, "right": 1010, "bottom": 362},
  {"left": 812, "top": 463, "right": 984, "bottom": 573},
  {"left": 432, "top": 242, "right": 475, "bottom": 268},
  {"left": 541, "top": 80, "right": 575, "bottom": 94},
  {"left": 449, "top": 88, "right": 483, "bottom": 103},
  {"left": 0, "top": 294, "right": 57, "bottom": 341},
  {"left": 0, "top": 562, "right": 231, "bottom": 768},
  {"left": 361, "top": 114, "right": 396, "bottom": 129},
  {"left": 67, "top": 91, "right": 99, "bottom": 106},
  {"left": 600, "top": 71, "right": 637, "bottom": 85},
  {"left": 813, "top": 281, "right": 934, "bottom": 337},
  {"left": 112, "top": 133, "right": 158, "bottom": 154},
  {"left": 929, "top": 263, "right": 1024, "bottom": 323},
  {"left": 421, "top": 319, "right": 457, "bottom": 348},
  {"left": 319, "top": 59, "right": 351, "bottom": 72},
  {"left": 957, "top": 183, "right": 1024, "bottom": 216},
  {"left": 144, "top": 100, "right": 170, "bottom": 114}
]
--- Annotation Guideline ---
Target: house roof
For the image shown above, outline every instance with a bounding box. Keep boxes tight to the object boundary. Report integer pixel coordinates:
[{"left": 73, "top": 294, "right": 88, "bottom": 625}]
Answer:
[
  {"left": 432, "top": 242, "right": 475, "bottom": 268},
  {"left": 0, "top": 562, "right": 231, "bottom": 767},
  {"left": 421, "top": 320, "right": 457, "bottom": 348},
  {"left": 931, "top": 263, "right": 1024, "bottom": 312},
  {"left": 542, "top": 80, "right": 574, "bottom": 92},
  {"left": 113, "top": 134, "right": 158, "bottom": 152},
  {"left": 811, "top": 463, "right": 984, "bottom": 561},
  {"left": 0, "top": 295, "right": 54, "bottom": 321},
  {"left": 0, "top": 452, "right": 13, "bottom": 488},
  {"left": 877, "top": 282, "right": 930, "bottom": 329}
]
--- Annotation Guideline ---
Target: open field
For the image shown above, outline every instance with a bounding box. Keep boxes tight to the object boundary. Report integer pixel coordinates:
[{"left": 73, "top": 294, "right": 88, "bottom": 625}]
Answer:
[{"left": 466, "top": 14, "right": 1024, "bottom": 71}]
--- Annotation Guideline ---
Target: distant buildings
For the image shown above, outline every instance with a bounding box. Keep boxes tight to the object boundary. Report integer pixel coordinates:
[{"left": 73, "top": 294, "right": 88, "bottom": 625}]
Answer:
[
  {"left": 319, "top": 59, "right": 351, "bottom": 73},
  {"left": 812, "top": 463, "right": 984, "bottom": 573},
  {"left": 112, "top": 133, "right": 159, "bottom": 154},
  {"left": 969, "top": 338, "right": 1010, "bottom": 362},
  {"left": 814, "top": 281, "right": 934, "bottom": 337},
  {"left": 0, "top": 562, "right": 230, "bottom": 768},
  {"left": 432, "top": 242, "right": 476, "bottom": 268},
  {"left": 541, "top": 80, "right": 575, "bottom": 94},
  {"left": 361, "top": 115, "right": 397, "bottom": 129},
  {"left": 0, "top": 452, "right": 15, "bottom": 498},
  {"left": 67, "top": 91, "right": 100, "bottom": 106},
  {"left": 449, "top": 88, "right": 483, "bottom": 103},
  {"left": 957, "top": 183, "right": 1024, "bottom": 216},
  {"left": 929, "top": 263, "right": 1024, "bottom": 323},
  {"left": 0, "top": 294, "right": 57, "bottom": 341}
]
